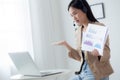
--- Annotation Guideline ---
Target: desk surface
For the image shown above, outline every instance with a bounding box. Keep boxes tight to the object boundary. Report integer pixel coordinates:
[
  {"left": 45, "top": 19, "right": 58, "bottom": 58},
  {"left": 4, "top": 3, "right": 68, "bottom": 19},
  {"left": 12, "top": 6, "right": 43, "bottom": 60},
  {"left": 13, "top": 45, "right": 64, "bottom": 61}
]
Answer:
[{"left": 10, "top": 69, "right": 71, "bottom": 80}]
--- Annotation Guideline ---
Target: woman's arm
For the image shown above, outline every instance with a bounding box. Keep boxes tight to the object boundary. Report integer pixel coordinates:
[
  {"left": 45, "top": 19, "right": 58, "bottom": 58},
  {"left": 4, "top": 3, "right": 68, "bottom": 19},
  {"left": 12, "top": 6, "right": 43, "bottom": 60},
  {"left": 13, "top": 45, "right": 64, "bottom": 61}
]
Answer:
[
  {"left": 52, "top": 40, "right": 81, "bottom": 61},
  {"left": 100, "top": 36, "right": 110, "bottom": 62}
]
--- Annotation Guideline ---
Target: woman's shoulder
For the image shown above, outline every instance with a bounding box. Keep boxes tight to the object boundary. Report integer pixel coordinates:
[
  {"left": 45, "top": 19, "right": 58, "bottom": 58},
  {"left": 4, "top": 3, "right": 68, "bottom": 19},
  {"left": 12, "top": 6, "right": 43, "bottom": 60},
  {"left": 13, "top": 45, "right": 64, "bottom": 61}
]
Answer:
[
  {"left": 93, "top": 22, "right": 105, "bottom": 26},
  {"left": 89, "top": 22, "right": 105, "bottom": 27}
]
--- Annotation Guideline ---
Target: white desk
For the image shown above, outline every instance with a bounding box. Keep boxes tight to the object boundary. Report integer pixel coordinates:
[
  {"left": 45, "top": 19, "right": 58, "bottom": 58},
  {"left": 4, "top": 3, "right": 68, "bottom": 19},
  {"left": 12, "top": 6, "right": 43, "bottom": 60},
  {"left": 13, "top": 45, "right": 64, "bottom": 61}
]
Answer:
[{"left": 10, "top": 69, "right": 72, "bottom": 80}]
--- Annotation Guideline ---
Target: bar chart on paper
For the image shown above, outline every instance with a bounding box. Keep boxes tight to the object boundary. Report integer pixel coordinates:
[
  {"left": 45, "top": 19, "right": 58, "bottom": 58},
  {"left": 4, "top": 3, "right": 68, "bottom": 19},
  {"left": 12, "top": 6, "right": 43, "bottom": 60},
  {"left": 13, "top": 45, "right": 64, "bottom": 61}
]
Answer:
[{"left": 81, "top": 23, "right": 108, "bottom": 56}]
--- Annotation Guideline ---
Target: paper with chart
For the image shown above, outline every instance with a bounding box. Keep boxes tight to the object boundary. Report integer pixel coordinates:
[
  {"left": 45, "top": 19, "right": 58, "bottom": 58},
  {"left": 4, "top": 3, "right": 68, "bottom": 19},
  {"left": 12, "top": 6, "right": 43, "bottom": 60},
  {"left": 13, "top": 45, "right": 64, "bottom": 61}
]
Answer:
[{"left": 81, "top": 24, "right": 109, "bottom": 56}]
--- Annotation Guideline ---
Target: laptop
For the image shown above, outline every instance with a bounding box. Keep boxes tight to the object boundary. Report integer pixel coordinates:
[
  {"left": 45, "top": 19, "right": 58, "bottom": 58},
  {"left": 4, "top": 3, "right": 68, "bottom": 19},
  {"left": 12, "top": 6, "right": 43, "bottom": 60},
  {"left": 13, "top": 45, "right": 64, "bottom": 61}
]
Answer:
[{"left": 8, "top": 52, "right": 63, "bottom": 77}]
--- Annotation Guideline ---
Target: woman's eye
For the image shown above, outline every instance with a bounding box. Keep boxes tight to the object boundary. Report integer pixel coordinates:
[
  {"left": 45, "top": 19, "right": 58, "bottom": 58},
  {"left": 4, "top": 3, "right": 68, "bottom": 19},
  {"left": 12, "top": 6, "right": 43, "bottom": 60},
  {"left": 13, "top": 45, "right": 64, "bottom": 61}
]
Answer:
[
  {"left": 74, "top": 13, "right": 77, "bottom": 15},
  {"left": 71, "top": 12, "right": 77, "bottom": 17}
]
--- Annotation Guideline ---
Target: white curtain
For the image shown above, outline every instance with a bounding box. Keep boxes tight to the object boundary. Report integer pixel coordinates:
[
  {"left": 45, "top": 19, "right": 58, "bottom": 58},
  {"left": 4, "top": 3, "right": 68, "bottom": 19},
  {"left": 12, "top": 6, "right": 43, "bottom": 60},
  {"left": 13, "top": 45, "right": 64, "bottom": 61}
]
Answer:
[
  {"left": 0, "top": 0, "right": 33, "bottom": 79},
  {"left": 29, "top": 0, "right": 68, "bottom": 70}
]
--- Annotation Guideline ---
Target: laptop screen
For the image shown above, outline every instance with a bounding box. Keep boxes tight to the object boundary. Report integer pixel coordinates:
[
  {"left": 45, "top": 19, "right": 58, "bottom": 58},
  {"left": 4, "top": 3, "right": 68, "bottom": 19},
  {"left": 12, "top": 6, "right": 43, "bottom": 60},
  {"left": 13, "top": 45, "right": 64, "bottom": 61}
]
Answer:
[{"left": 8, "top": 52, "right": 40, "bottom": 75}]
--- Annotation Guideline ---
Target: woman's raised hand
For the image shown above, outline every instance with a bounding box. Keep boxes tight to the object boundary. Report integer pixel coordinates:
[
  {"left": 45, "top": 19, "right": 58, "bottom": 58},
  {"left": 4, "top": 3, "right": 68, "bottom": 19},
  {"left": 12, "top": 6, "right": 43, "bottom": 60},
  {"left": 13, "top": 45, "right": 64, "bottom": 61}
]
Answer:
[
  {"left": 52, "top": 40, "right": 67, "bottom": 46},
  {"left": 52, "top": 40, "right": 73, "bottom": 51}
]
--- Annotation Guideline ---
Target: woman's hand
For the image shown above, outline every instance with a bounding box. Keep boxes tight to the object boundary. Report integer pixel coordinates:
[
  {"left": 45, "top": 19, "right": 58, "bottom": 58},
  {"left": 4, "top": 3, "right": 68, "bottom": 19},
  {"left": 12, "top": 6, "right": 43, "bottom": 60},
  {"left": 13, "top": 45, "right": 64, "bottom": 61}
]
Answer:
[
  {"left": 52, "top": 40, "right": 73, "bottom": 51},
  {"left": 52, "top": 40, "right": 67, "bottom": 46},
  {"left": 91, "top": 49, "right": 100, "bottom": 56}
]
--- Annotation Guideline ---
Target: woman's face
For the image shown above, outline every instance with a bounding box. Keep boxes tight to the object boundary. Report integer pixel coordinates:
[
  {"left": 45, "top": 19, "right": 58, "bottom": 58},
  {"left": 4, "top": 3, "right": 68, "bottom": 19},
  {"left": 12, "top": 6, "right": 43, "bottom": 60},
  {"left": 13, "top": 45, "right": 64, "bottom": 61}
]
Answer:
[{"left": 69, "top": 7, "right": 87, "bottom": 26}]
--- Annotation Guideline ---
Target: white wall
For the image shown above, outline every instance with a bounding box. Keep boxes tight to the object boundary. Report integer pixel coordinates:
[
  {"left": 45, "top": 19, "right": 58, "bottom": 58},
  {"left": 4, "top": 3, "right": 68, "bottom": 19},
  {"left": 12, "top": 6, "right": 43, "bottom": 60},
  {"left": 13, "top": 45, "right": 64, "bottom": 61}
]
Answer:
[
  {"left": 59, "top": 0, "right": 120, "bottom": 79},
  {"left": 103, "top": 0, "right": 120, "bottom": 79}
]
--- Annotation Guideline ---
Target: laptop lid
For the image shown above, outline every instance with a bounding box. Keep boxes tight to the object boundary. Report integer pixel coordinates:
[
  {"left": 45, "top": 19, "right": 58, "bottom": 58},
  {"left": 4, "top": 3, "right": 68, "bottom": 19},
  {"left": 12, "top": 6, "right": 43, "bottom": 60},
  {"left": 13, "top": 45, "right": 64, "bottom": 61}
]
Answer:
[{"left": 8, "top": 52, "right": 40, "bottom": 75}]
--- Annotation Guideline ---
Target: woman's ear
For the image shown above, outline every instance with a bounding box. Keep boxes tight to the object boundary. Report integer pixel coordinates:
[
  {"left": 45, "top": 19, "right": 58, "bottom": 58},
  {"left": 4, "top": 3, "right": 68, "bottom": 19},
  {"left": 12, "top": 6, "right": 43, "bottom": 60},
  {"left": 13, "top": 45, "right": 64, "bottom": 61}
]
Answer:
[{"left": 73, "top": 21, "right": 76, "bottom": 26}]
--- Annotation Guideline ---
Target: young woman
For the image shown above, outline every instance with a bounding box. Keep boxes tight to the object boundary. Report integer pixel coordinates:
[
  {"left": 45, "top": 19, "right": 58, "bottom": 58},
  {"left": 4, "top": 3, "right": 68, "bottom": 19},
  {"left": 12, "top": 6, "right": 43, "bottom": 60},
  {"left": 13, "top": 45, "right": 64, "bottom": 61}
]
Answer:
[{"left": 53, "top": 0, "right": 113, "bottom": 80}]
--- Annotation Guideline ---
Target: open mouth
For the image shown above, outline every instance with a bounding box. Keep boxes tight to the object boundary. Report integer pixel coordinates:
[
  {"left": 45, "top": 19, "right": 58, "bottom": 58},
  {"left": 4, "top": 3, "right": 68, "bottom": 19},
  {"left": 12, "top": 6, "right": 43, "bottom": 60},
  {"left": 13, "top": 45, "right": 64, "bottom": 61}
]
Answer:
[{"left": 75, "top": 20, "right": 79, "bottom": 23}]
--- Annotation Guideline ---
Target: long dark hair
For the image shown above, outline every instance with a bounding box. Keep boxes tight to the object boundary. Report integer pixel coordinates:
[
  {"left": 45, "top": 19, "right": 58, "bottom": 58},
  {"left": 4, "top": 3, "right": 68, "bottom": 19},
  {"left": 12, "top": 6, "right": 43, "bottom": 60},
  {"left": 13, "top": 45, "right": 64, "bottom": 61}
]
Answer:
[{"left": 68, "top": 0, "right": 98, "bottom": 22}]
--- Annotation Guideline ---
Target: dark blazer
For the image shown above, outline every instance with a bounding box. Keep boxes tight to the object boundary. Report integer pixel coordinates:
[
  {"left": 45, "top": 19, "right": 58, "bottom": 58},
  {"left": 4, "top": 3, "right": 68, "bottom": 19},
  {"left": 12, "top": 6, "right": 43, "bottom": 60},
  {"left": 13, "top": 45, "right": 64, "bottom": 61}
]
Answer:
[{"left": 68, "top": 23, "right": 114, "bottom": 80}]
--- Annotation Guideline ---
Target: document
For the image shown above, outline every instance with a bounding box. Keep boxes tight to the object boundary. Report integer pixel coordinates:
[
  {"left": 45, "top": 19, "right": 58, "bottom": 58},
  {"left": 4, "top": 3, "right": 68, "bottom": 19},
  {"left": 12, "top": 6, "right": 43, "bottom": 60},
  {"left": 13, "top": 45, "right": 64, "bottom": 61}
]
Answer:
[{"left": 81, "top": 23, "right": 109, "bottom": 56}]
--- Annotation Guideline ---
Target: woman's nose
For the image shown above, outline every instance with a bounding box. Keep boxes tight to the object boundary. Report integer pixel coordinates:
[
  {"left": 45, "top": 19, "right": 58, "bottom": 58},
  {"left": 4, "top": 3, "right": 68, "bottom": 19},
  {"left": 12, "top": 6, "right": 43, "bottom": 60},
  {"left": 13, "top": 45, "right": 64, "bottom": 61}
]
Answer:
[{"left": 73, "top": 16, "right": 77, "bottom": 21}]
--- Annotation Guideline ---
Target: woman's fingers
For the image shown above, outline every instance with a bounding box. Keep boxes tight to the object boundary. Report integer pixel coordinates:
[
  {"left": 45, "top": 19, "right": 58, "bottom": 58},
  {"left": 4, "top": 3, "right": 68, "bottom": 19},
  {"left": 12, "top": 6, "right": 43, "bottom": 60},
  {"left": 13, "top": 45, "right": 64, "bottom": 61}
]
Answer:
[
  {"left": 91, "top": 49, "right": 99, "bottom": 56},
  {"left": 51, "top": 40, "right": 66, "bottom": 45}
]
